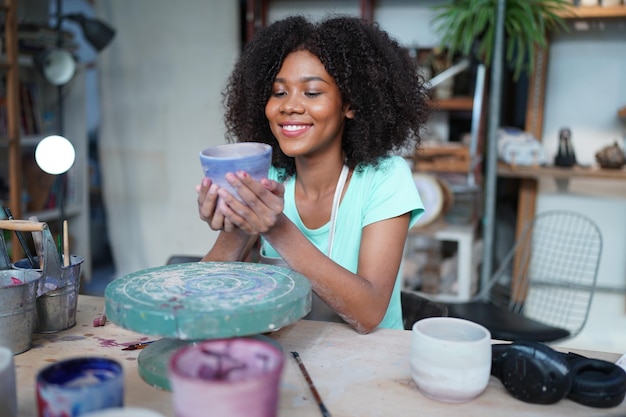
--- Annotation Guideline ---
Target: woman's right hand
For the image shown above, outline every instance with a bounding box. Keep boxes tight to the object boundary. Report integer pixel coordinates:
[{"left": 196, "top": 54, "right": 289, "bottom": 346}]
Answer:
[
  {"left": 216, "top": 172, "right": 285, "bottom": 235},
  {"left": 196, "top": 177, "right": 231, "bottom": 231}
]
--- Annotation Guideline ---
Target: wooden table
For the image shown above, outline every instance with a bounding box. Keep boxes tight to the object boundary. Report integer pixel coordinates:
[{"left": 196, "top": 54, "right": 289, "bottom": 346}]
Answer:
[{"left": 14, "top": 295, "right": 625, "bottom": 417}]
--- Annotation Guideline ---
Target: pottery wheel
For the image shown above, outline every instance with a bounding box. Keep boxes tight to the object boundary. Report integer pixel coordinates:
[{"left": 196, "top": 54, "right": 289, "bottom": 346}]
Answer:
[{"left": 104, "top": 261, "right": 312, "bottom": 340}]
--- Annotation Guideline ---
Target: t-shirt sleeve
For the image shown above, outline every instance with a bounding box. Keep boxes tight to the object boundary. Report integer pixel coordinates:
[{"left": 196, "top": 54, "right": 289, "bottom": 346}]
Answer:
[{"left": 363, "top": 156, "right": 424, "bottom": 229}]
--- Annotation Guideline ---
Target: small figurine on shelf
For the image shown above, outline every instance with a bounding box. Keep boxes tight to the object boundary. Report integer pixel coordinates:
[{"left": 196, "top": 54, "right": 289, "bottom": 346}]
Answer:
[
  {"left": 554, "top": 127, "right": 577, "bottom": 167},
  {"left": 595, "top": 141, "right": 626, "bottom": 169}
]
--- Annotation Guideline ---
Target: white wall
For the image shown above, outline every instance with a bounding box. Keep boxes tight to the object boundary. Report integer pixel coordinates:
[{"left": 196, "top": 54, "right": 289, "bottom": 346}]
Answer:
[
  {"left": 536, "top": 19, "right": 626, "bottom": 354},
  {"left": 541, "top": 20, "right": 626, "bottom": 165},
  {"left": 96, "top": 1, "right": 239, "bottom": 276}
]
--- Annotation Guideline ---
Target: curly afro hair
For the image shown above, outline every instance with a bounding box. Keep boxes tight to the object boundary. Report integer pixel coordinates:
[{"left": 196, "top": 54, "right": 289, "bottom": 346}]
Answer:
[{"left": 222, "top": 15, "right": 431, "bottom": 179}]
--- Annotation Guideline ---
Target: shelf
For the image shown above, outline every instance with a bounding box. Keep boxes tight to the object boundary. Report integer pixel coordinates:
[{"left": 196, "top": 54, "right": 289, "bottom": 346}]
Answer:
[
  {"left": 0, "top": 55, "right": 35, "bottom": 69},
  {"left": 24, "top": 205, "right": 82, "bottom": 223},
  {"left": 0, "top": 134, "right": 45, "bottom": 147},
  {"left": 497, "top": 162, "right": 626, "bottom": 180},
  {"left": 561, "top": 5, "right": 626, "bottom": 19},
  {"left": 408, "top": 221, "right": 478, "bottom": 302},
  {"left": 429, "top": 97, "right": 473, "bottom": 111}
]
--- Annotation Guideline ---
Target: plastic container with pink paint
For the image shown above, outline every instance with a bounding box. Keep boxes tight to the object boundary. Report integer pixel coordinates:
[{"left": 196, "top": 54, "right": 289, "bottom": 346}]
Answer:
[{"left": 168, "top": 337, "right": 284, "bottom": 417}]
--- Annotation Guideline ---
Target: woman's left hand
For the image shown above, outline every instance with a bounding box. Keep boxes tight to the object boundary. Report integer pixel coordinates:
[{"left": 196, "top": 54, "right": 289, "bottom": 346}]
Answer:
[{"left": 216, "top": 171, "right": 285, "bottom": 234}]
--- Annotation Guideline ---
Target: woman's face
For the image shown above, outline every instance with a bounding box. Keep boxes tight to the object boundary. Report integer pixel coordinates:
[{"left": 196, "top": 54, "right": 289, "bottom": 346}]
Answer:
[{"left": 265, "top": 50, "right": 354, "bottom": 160}]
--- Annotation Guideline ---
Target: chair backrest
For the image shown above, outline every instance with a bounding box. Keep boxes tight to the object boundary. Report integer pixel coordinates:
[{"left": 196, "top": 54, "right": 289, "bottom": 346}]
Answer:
[
  {"left": 401, "top": 290, "right": 448, "bottom": 330},
  {"left": 166, "top": 255, "right": 202, "bottom": 265},
  {"left": 485, "top": 210, "right": 602, "bottom": 340}
]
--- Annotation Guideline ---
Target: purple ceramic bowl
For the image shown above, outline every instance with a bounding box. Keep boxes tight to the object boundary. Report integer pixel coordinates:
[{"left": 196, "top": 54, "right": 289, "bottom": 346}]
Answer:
[{"left": 199, "top": 142, "right": 272, "bottom": 201}]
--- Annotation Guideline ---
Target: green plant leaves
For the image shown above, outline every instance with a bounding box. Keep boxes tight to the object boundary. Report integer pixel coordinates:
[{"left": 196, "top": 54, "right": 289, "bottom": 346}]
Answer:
[{"left": 432, "top": 0, "right": 571, "bottom": 80}]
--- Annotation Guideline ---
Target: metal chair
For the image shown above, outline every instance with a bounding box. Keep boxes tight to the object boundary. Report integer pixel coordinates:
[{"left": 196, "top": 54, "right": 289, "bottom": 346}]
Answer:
[
  {"left": 444, "top": 210, "right": 602, "bottom": 342},
  {"left": 166, "top": 255, "right": 202, "bottom": 265},
  {"left": 401, "top": 290, "right": 448, "bottom": 330}
]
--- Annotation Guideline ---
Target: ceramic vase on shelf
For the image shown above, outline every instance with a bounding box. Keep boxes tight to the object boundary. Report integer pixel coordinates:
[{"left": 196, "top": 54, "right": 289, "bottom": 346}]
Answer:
[{"left": 554, "top": 128, "right": 577, "bottom": 168}]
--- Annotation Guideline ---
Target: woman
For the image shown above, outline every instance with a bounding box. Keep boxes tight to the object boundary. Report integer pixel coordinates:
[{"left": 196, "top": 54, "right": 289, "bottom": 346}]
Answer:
[{"left": 197, "top": 15, "right": 430, "bottom": 333}]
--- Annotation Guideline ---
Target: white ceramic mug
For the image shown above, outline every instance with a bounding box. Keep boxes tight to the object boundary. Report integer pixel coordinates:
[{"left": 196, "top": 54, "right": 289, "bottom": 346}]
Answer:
[
  {"left": 0, "top": 346, "right": 17, "bottom": 417},
  {"left": 410, "top": 317, "right": 491, "bottom": 403}
]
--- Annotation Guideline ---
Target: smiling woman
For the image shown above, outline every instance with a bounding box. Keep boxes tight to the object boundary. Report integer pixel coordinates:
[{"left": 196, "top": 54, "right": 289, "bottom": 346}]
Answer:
[{"left": 196, "top": 15, "right": 430, "bottom": 334}]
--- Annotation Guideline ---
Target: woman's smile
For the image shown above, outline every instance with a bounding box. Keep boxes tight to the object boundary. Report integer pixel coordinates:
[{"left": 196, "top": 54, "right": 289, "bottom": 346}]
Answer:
[{"left": 279, "top": 123, "right": 312, "bottom": 138}]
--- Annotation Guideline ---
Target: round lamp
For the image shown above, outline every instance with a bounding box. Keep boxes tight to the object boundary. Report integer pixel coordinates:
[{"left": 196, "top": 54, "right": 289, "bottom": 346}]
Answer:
[
  {"left": 33, "top": 49, "right": 77, "bottom": 86},
  {"left": 35, "top": 135, "right": 76, "bottom": 175}
]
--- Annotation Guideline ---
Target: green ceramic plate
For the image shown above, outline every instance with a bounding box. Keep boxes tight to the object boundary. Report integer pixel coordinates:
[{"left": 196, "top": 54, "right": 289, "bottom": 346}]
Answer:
[{"left": 104, "top": 262, "right": 311, "bottom": 340}]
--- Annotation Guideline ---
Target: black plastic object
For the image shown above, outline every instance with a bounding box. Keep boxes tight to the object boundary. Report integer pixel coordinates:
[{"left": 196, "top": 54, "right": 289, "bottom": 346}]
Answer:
[
  {"left": 492, "top": 340, "right": 626, "bottom": 408},
  {"left": 492, "top": 341, "right": 572, "bottom": 405},
  {"left": 563, "top": 352, "right": 626, "bottom": 408}
]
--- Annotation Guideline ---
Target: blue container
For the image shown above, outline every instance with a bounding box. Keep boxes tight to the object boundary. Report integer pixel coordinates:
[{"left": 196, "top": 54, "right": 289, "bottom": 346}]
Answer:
[{"left": 36, "top": 357, "right": 124, "bottom": 417}]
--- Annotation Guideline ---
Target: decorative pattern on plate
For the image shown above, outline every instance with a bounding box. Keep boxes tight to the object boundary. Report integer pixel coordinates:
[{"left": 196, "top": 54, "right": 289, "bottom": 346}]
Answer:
[{"left": 104, "top": 262, "right": 311, "bottom": 340}]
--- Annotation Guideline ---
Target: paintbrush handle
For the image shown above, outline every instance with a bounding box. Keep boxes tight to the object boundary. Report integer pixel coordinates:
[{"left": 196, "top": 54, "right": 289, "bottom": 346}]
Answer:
[
  {"left": 0, "top": 219, "right": 47, "bottom": 232},
  {"left": 1, "top": 211, "right": 40, "bottom": 267},
  {"left": 291, "top": 351, "right": 332, "bottom": 417},
  {"left": 63, "top": 220, "right": 70, "bottom": 267}
]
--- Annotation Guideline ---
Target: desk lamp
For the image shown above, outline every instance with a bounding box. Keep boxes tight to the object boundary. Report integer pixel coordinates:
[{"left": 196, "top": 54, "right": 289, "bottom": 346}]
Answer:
[
  {"left": 33, "top": 11, "right": 115, "bottom": 86},
  {"left": 35, "top": 135, "right": 76, "bottom": 225}
]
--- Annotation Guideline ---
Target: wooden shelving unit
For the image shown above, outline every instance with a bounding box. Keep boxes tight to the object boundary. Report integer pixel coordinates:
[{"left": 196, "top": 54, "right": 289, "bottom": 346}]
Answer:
[
  {"left": 0, "top": 0, "right": 23, "bottom": 260},
  {"left": 429, "top": 97, "right": 474, "bottom": 111},
  {"left": 0, "top": 3, "right": 91, "bottom": 277},
  {"left": 498, "top": 163, "right": 626, "bottom": 181},
  {"left": 511, "top": 3, "right": 626, "bottom": 251},
  {"left": 561, "top": 5, "right": 626, "bottom": 19}
]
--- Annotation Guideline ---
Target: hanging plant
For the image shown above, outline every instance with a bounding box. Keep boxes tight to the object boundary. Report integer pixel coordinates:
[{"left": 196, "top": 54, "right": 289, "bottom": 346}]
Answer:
[{"left": 431, "top": 0, "right": 571, "bottom": 80}]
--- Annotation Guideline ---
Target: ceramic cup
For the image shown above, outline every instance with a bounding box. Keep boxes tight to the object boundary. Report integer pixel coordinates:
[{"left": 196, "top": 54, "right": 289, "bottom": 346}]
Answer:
[
  {"left": 410, "top": 317, "right": 491, "bottom": 403},
  {"left": 0, "top": 346, "right": 17, "bottom": 417},
  {"left": 199, "top": 142, "right": 272, "bottom": 202},
  {"left": 36, "top": 357, "right": 124, "bottom": 417},
  {"left": 168, "top": 337, "right": 284, "bottom": 417}
]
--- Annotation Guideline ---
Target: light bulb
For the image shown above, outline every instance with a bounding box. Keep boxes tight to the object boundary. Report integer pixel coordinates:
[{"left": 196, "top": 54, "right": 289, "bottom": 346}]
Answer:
[{"left": 35, "top": 135, "right": 76, "bottom": 175}]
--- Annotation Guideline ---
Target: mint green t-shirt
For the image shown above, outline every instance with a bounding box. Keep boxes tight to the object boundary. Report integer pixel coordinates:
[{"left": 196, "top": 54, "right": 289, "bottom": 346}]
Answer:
[{"left": 261, "top": 156, "right": 424, "bottom": 330}]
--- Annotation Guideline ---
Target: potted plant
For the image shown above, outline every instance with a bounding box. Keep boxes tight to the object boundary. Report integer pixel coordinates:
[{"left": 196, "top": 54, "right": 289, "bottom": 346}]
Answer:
[{"left": 431, "top": 0, "right": 571, "bottom": 80}]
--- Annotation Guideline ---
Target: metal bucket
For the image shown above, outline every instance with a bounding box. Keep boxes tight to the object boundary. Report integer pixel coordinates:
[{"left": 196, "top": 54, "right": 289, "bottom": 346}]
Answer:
[
  {"left": 0, "top": 270, "right": 41, "bottom": 354},
  {"left": 14, "top": 255, "right": 84, "bottom": 333}
]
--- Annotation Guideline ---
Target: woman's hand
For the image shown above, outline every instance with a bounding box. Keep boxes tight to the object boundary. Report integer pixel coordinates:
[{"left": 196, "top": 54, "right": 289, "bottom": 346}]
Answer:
[
  {"left": 216, "top": 171, "right": 285, "bottom": 235},
  {"left": 196, "top": 177, "right": 231, "bottom": 231}
]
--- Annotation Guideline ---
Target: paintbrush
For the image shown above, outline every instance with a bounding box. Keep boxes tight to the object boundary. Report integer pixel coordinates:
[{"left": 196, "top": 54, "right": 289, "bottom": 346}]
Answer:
[
  {"left": 3, "top": 207, "right": 37, "bottom": 268},
  {"left": 291, "top": 351, "right": 332, "bottom": 417},
  {"left": 122, "top": 341, "right": 155, "bottom": 351},
  {"left": 63, "top": 220, "right": 70, "bottom": 267}
]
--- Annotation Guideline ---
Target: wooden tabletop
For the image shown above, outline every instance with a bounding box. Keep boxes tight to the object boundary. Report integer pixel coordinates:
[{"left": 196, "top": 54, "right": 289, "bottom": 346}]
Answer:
[{"left": 14, "top": 295, "right": 625, "bottom": 417}]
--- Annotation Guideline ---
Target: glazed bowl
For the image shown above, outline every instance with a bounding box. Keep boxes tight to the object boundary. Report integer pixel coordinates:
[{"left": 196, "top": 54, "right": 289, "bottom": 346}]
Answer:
[{"left": 199, "top": 142, "right": 272, "bottom": 201}]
